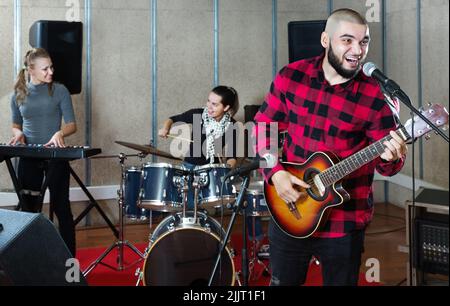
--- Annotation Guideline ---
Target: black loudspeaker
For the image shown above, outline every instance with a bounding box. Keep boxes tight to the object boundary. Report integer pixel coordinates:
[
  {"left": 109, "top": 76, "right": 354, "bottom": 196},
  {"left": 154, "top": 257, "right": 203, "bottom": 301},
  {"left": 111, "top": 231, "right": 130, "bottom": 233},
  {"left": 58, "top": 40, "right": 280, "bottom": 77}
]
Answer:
[
  {"left": 243, "top": 105, "right": 262, "bottom": 158},
  {"left": 288, "top": 20, "right": 326, "bottom": 63},
  {"left": 29, "top": 20, "right": 83, "bottom": 94},
  {"left": 244, "top": 105, "right": 261, "bottom": 123},
  {"left": 0, "top": 209, "right": 87, "bottom": 286}
]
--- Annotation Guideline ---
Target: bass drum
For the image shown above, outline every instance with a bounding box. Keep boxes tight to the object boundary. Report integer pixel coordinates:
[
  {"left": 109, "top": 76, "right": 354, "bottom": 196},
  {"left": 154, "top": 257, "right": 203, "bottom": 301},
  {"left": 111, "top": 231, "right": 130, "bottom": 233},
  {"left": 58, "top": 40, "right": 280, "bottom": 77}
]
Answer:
[{"left": 143, "top": 211, "right": 235, "bottom": 286}]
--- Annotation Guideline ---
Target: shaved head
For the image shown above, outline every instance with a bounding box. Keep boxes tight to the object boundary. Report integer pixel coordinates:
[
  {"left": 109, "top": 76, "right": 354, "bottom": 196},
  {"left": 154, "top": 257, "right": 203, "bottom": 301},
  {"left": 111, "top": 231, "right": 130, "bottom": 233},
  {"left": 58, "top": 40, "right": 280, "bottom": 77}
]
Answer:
[
  {"left": 320, "top": 8, "right": 371, "bottom": 83},
  {"left": 325, "top": 8, "right": 367, "bottom": 37}
]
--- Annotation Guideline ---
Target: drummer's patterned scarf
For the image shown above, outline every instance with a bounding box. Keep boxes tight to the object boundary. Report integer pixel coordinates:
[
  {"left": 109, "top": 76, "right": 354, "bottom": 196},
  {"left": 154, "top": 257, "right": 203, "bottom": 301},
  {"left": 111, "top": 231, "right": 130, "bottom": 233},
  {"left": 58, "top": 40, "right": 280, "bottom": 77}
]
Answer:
[{"left": 202, "top": 107, "right": 231, "bottom": 163}]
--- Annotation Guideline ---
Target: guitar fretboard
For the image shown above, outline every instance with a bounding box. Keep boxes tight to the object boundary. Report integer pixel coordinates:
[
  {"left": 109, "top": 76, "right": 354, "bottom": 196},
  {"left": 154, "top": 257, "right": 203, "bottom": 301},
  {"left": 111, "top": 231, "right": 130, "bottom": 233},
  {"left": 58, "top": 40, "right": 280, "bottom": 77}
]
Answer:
[{"left": 319, "top": 126, "right": 409, "bottom": 187}]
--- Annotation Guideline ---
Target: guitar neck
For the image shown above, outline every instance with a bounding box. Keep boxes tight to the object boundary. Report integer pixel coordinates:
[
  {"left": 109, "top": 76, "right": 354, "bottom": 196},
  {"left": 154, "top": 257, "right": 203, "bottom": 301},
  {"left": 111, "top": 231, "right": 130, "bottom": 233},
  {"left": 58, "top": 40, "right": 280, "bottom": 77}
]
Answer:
[{"left": 319, "top": 126, "right": 410, "bottom": 187}]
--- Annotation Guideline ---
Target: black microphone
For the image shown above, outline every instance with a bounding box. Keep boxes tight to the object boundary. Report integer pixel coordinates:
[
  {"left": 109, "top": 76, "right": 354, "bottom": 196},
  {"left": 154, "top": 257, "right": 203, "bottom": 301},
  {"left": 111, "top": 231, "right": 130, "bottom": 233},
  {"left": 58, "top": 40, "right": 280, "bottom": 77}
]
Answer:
[
  {"left": 363, "top": 62, "right": 402, "bottom": 94},
  {"left": 225, "top": 154, "right": 277, "bottom": 179}
]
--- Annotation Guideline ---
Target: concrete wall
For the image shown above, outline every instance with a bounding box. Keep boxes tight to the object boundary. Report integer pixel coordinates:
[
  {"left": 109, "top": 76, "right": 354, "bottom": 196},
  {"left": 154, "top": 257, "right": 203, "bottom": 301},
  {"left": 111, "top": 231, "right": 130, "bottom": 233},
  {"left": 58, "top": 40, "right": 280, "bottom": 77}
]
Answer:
[
  {"left": 1, "top": 1, "right": 448, "bottom": 224},
  {"left": 0, "top": 0, "right": 15, "bottom": 192}
]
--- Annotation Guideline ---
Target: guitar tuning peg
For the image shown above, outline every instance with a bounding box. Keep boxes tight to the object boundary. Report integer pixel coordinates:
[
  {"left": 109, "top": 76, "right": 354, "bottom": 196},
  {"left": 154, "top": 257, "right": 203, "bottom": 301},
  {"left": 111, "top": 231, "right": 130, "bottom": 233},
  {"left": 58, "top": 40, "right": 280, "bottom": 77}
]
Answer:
[
  {"left": 425, "top": 134, "right": 432, "bottom": 140},
  {"left": 442, "top": 124, "right": 449, "bottom": 132},
  {"left": 427, "top": 102, "right": 432, "bottom": 108}
]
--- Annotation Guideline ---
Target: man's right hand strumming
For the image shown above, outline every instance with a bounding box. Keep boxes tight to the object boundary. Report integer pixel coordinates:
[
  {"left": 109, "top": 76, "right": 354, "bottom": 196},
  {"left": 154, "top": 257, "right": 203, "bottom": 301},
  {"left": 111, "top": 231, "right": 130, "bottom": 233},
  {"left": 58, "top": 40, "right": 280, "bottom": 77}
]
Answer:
[{"left": 271, "top": 170, "right": 310, "bottom": 204}]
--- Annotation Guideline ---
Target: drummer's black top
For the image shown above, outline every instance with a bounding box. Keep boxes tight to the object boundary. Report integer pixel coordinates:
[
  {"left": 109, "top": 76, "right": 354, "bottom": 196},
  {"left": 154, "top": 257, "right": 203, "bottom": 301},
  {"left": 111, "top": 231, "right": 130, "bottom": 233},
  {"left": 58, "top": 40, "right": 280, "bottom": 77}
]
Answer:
[{"left": 170, "top": 108, "right": 239, "bottom": 166}]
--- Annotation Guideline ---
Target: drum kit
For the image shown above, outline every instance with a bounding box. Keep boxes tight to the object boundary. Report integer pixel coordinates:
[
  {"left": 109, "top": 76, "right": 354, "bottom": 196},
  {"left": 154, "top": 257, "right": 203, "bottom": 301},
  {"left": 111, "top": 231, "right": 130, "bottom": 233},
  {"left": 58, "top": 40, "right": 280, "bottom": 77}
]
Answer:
[{"left": 83, "top": 140, "right": 270, "bottom": 286}]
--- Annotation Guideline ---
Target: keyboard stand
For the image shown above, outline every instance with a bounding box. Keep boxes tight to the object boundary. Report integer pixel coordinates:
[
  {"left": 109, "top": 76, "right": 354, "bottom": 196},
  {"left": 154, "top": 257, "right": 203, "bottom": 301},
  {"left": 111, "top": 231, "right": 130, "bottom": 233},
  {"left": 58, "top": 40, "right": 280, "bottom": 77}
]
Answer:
[
  {"left": 69, "top": 166, "right": 119, "bottom": 238},
  {"left": 3, "top": 157, "right": 119, "bottom": 239},
  {"left": 4, "top": 158, "right": 25, "bottom": 209}
]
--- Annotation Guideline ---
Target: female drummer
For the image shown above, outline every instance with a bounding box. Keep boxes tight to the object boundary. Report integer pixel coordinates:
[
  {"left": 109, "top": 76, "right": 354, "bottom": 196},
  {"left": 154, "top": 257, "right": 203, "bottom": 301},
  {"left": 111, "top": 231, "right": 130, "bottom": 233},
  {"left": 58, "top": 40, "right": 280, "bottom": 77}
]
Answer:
[
  {"left": 158, "top": 85, "right": 240, "bottom": 209},
  {"left": 159, "top": 85, "right": 239, "bottom": 167},
  {"left": 159, "top": 86, "right": 266, "bottom": 253}
]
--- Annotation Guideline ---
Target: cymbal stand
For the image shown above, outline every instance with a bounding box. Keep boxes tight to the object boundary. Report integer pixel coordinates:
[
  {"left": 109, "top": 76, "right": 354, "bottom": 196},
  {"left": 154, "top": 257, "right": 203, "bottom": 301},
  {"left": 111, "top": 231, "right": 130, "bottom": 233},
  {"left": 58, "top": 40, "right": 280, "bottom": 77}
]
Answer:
[
  {"left": 83, "top": 153, "right": 145, "bottom": 277},
  {"left": 208, "top": 174, "right": 251, "bottom": 286}
]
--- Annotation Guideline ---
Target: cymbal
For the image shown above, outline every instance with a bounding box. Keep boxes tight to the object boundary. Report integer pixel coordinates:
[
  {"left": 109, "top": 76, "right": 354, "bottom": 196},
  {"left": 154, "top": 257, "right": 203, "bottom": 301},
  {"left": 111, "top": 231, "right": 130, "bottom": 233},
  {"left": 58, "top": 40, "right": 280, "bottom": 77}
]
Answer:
[
  {"left": 90, "top": 153, "right": 142, "bottom": 159},
  {"left": 115, "top": 141, "right": 182, "bottom": 161}
]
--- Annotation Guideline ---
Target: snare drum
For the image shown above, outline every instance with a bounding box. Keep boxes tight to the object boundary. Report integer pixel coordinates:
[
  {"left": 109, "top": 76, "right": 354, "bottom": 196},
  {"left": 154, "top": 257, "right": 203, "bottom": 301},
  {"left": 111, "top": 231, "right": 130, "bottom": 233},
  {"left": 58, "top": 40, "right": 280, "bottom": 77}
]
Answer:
[
  {"left": 142, "top": 211, "right": 235, "bottom": 286},
  {"left": 139, "top": 162, "right": 187, "bottom": 212},
  {"left": 242, "top": 181, "right": 270, "bottom": 217},
  {"left": 194, "top": 164, "right": 235, "bottom": 207},
  {"left": 124, "top": 166, "right": 150, "bottom": 220}
]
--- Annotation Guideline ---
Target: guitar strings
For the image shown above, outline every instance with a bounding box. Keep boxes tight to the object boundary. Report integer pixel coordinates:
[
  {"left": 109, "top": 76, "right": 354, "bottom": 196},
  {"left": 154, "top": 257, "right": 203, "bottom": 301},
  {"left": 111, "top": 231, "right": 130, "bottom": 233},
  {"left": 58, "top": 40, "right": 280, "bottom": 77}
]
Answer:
[{"left": 291, "top": 133, "right": 398, "bottom": 199}]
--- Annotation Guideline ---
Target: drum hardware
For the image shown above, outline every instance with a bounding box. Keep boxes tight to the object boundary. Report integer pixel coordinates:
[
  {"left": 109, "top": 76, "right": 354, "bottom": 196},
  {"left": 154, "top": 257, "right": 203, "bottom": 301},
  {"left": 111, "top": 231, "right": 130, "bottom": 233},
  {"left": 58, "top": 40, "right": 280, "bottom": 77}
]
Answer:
[
  {"left": 192, "top": 172, "right": 208, "bottom": 221},
  {"left": 233, "top": 272, "right": 243, "bottom": 286},
  {"left": 135, "top": 267, "right": 143, "bottom": 286},
  {"left": 233, "top": 180, "right": 271, "bottom": 281},
  {"left": 135, "top": 243, "right": 152, "bottom": 286},
  {"left": 82, "top": 153, "right": 145, "bottom": 277},
  {"left": 208, "top": 174, "right": 251, "bottom": 286},
  {"left": 248, "top": 219, "right": 271, "bottom": 281},
  {"left": 179, "top": 175, "right": 204, "bottom": 225},
  {"left": 312, "top": 256, "right": 320, "bottom": 265},
  {"left": 172, "top": 173, "right": 191, "bottom": 218}
]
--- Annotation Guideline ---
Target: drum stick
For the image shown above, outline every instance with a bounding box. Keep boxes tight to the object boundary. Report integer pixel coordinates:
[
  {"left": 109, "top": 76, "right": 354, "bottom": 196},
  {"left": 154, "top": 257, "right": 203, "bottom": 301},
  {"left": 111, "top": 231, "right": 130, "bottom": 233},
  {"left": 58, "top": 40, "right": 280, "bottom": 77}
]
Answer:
[
  {"left": 167, "top": 134, "right": 193, "bottom": 143},
  {"left": 216, "top": 153, "right": 224, "bottom": 164}
]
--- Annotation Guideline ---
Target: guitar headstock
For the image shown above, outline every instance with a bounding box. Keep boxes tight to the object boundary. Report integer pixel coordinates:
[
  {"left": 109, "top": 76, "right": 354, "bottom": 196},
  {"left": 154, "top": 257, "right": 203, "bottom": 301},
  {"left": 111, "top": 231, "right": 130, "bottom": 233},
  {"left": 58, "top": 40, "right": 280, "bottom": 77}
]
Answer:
[{"left": 404, "top": 104, "right": 449, "bottom": 143}]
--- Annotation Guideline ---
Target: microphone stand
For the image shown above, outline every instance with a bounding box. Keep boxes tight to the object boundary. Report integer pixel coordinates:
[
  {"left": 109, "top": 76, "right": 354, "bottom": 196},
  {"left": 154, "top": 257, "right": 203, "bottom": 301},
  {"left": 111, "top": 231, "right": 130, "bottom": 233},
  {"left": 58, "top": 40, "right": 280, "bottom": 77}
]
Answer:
[
  {"left": 384, "top": 84, "right": 449, "bottom": 143},
  {"left": 384, "top": 83, "right": 448, "bottom": 285},
  {"left": 208, "top": 174, "right": 251, "bottom": 286},
  {"left": 241, "top": 199, "right": 249, "bottom": 286}
]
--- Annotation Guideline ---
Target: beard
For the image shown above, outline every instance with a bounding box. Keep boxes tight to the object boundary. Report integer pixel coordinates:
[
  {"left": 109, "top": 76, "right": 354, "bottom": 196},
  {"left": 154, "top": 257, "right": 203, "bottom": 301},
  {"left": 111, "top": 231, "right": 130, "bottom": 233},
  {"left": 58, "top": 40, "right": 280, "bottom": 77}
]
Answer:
[{"left": 327, "top": 44, "right": 362, "bottom": 79}]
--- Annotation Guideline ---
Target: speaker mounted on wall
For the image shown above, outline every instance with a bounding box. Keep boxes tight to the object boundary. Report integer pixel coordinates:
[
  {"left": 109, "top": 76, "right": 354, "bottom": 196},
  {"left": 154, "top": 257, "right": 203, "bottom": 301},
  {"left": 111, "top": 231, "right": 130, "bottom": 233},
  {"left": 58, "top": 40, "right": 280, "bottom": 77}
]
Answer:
[
  {"left": 288, "top": 20, "right": 326, "bottom": 63},
  {"left": 29, "top": 20, "right": 83, "bottom": 95}
]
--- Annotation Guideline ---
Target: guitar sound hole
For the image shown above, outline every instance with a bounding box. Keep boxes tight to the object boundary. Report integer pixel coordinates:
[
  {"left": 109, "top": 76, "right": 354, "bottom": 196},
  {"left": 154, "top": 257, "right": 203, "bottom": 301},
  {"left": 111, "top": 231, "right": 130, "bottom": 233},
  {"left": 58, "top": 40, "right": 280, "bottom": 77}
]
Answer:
[{"left": 304, "top": 169, "right": 328, "bottom": 202}]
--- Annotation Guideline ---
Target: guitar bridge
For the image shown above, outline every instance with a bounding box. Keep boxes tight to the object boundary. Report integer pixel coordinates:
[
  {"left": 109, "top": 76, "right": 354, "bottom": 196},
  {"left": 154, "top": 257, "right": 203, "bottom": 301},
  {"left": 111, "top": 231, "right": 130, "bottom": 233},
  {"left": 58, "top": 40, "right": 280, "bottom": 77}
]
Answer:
[{"left": 287, "top": 202, "right": 301, "bottom": 220}]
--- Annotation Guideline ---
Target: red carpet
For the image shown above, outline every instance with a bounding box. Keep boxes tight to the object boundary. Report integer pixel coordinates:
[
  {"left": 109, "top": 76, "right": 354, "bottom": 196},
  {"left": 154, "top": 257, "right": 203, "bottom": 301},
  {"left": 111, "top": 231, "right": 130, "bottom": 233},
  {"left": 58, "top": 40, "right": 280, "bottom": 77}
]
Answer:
[{"left": 77, "top": 234, "right": 378, "bottom": 286}]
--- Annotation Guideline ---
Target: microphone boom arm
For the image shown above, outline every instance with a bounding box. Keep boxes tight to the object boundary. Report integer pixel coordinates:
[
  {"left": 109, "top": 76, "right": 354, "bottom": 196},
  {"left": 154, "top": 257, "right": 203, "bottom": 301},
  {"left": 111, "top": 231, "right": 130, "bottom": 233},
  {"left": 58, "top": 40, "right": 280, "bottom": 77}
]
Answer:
[{"left": 364, "top": 62, "right": 448, "bottom": 143}]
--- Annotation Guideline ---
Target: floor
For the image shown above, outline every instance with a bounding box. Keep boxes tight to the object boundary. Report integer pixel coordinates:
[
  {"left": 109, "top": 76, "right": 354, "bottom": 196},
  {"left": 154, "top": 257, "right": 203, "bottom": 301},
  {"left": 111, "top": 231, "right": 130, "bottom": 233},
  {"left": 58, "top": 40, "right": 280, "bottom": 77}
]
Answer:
[{"left": 75, "top": 202, "right": 417, "bottom": 286}]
